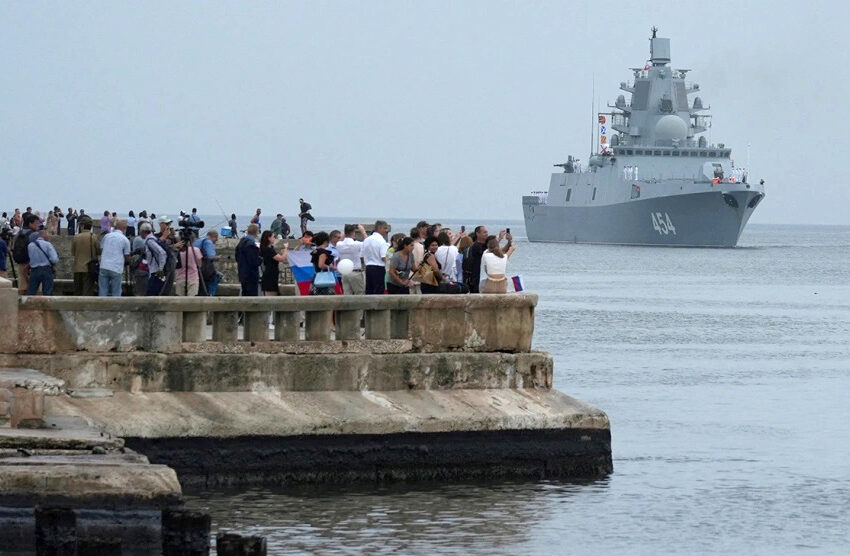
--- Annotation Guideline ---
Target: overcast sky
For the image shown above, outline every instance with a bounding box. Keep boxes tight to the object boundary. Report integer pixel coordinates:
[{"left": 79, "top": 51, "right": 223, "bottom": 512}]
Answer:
[{"left": 0, "top": 1, "right": 843, "bottom": 224}]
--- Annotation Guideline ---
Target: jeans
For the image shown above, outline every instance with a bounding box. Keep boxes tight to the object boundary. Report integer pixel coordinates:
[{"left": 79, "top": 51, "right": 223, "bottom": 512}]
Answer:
[
  {"left": 98, "top": 269, "right": 123, "bottom": 296},
  {"left": 27, "top": 266, "right": 54, "bottom": 295},
  {"left": 206, "top": 272, "right": 221, "bottom": 296},
  {"left": 365, "top": 265, "right": 386, "bottom": 295}
]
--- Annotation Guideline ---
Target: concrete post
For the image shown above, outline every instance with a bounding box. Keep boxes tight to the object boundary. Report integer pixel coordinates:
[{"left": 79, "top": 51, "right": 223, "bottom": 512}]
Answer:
[
  {"left": 182, "top": 312, "right": 207, "bottom": 343},
  {"left": 217, "top": 532, "right": 267, "bottom": 555},
  {"left": 161, "top": 509, "right": 211, "bottom": 556},
  {"left": 212, "top": 312, "right": 239, "bottom": 342},
  {"left": 365, "top": 309, "right": 391, "bottom": 340},
  {"left": 305, "top": 310, "right": 333, "bottom": 341},
  {"left": 244, "top": 311, "right": 270, "bottom": 342},
  {"left": 0, "top": 278, "right": 19, "bottom": 353},
  {"left": 335, "top": 310, "right": 361, "bottom": 340},
  {"left": 35, "top": 507, "right": 77, "bottom": 555},
  {"left": 274, "top": 311, "right": 300, "bottom": 341},
  {"left": 390, "top": 310, "right": 409, "bottom": 340}
]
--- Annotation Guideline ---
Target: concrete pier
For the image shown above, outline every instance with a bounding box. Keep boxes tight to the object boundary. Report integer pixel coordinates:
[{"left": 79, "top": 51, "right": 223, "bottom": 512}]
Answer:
[{"left": 0, "top": 274, "right": 611, "bottom": 547}]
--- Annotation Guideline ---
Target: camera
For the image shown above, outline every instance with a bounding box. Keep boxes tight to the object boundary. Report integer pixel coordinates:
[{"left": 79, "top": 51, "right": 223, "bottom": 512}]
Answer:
[{"left": 506, "top": 227, "right": 511, "bottom": 234}]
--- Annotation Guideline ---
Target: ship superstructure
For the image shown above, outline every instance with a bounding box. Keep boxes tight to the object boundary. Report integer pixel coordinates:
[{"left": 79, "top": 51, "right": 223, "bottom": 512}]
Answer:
[{"left": 522, "top": 29, "right": 765, "bottom": 246}]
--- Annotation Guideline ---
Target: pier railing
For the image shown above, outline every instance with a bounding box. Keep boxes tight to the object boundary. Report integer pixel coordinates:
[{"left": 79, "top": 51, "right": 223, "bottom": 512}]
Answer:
[{"left": 1, "top": 285, "right": 536, "bottom": 355}]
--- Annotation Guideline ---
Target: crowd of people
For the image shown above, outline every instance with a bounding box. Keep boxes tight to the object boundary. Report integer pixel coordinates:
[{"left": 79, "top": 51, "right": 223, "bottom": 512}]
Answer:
[
  {"left": 233, "top": 219, "right": 516, "bottom": 297},
  {"left": 1, "top": 204, "right": 518, "bottom": 298}
]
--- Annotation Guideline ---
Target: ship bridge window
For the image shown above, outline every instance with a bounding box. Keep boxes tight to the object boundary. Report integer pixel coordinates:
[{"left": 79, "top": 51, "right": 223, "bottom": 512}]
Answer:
[
  {"left": 689, "top": 151, "right": 698, "bottom": 157},
  {"left": 566, "top": 188, "right": 572, "bottom": 202},
  {"left": 663, "top": 150, "right": 671, "bottom": 156},
  {"left": 653, "top": 150, "right": 661, "bottom": 156},
  {"left": 709, "top": 151, "right": 717, "bottom": 157},
  {"left": 672, "top": 150, "right": 680, "bottom": 156},
  {"left": 627, "top": 149, "right": 634, "bottom": 155}
]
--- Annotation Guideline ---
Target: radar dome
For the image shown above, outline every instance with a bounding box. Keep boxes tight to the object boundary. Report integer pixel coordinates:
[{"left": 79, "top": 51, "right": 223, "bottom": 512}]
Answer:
[{"left": 654, "top": 115, "right": 688, "bottom": 142}]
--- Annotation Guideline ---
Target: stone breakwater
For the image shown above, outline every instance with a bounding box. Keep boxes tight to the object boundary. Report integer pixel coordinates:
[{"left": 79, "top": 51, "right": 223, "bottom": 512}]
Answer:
[{"left": 0, "top": 276, "right": 612, "bottom": 551}]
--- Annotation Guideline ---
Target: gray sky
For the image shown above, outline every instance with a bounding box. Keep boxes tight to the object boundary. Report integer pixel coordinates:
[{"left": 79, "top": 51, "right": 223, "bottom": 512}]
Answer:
[{"left": 1, "top": 1, "right": 843, "bottom": 224}]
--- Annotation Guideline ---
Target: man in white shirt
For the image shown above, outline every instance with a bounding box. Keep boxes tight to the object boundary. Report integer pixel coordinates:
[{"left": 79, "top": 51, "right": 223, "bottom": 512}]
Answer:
[
  {"left": 435, "top": 230, "right": 459, "bottom": 283},
  {"left": 336, "top": 224, "right": 367, "bottom": 295},
  {"left": 361, "top": 220, "right": 389, "bottom": 295},
  {"left": 98, "top": 220, "right": 131, "bottom": 297}
]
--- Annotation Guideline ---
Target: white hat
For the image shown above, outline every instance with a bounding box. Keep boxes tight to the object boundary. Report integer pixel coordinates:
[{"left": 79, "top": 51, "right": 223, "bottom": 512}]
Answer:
[{"left": 158, "top": 216, "right": 172, "bottom": 224}]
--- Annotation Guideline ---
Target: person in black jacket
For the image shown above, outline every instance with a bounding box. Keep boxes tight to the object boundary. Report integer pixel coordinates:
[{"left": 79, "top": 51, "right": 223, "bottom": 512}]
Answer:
[
  {"left": 235, "top": 223, "right": 262, "bottom": 296},
  {"left": 466, "top": 225, "right": 489, "bottom": 293}
]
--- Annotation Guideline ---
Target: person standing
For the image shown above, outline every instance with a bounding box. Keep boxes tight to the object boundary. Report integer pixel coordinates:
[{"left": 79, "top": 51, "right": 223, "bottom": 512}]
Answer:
[
  {"left": 466, "top": 225, "right": 489, "bottom": 293},
  {"left": 481, "top": 235, "right": 516, "bottom": 294},
  {"left": 250, "top": 209, "right": 262, "bottom": 230},
  {"left": 195, "top": 230, "right": 221, "bottom": 296},
  {"left": 71, "top": 220, "right": 101, "bottom": 295},
  {"left": 66, "top": 208, "right": 78, "bottom": 237},
  {"left": 386, "top": 237, "right": 414, "bottom": 294},
  {"left": 131, "top": 223, "right": 151, "bottom": 296},
  {"left": 98, "top": 220, "right": 131, "bottom": 297},
  {"left": 336, "top": 224, "right": 365, "bottom": 295},
  {"left": 175, "top": 240, "right": 203, "bottom": 297},
  {"left": 235, "top": 223, "right": 262, "bottom": 296},
  {"left": 229, "top": 213, "right": 238, "bottom": 238},
  {"left": 27, "top": 230, "right": 59, "bottom": 296},
  {"left": 260, "top": 230, "right": 288, "bottom": 295},
  {"left": 362, "top": 221, "right": 389, "bottom": 295},
  {"left": 309, "top": 231, "right": 336, "bottom": 296},
  {"left": 0, "top": 231, "right": 8, "bottom": 279},
  {"left": 126, "top": 211, "right": 137, "bottom": 239},
  {"left": 100, "top": 211, "right": 111, "bottom": 235},
  {"left": 270, "top": 214, "right": 284, "bottom": 239},
  {"left": 143, "top": 225, "right": 169, "bottom": 296},
  {"left": 12, "top": 215, "right": 40, "bottom": 294}
]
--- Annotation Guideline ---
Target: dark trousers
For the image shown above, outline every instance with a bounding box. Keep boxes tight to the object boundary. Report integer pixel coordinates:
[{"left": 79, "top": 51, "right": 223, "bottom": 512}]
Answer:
[
  {"left": 365, "top": 265, "right": 385, "bottom": 295},
  {"left": 146, "top": 275, "right": 165, "bottom": 296},
  {"left": 241, "top": 280, "right": 259, "bottom": 297},
  {"left": 73, "top": 271, "right": 96, "bottom": 296},
  {"left": 27, "top": 266, "right": 54, "bottom": 295},
  {"left": 386, "top": 282, "right": 409, "bottom": 295}
]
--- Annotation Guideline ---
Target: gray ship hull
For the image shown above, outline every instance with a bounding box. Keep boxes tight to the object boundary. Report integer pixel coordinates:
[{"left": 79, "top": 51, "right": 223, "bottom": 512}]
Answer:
[{"left": 523, "top": 189, "right": 763, "bottom": 247}]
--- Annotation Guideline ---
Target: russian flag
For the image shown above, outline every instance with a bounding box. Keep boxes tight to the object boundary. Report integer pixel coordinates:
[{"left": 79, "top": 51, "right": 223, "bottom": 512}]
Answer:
[
  {"left": 286, "top": 250, "right": 315, "bottom": 296},
  {"left": 286, "top": 249, "right": 343, "bottom": 295},
  {"left": 511, "top": 275, "right": 524, "bottom": 292}
]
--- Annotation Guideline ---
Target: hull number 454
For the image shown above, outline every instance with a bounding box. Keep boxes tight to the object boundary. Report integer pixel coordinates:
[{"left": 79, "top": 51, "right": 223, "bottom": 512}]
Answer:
[{"left": 651, "top": 212, "right": 677, "bottom": 235}]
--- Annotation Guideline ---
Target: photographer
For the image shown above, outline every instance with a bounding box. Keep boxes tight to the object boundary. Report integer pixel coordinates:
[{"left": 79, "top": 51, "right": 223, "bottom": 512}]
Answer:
[{"left": 155, "top": 217, "right": 183, "bottom": 295}]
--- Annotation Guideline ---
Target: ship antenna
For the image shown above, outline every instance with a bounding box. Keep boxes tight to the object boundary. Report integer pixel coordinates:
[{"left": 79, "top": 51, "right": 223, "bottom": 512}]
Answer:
[
  {"left": 651, "top": 26, "right": 657, "bottom": 39},
  {"left": 589, "top": 73, "right": 595, "bottom": 156}
]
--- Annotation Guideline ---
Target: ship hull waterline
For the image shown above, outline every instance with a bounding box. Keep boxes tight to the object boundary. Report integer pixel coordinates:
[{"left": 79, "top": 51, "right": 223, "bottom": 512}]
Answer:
[{"left": 523, "top": 189, "right": 763, "bottom": 248}]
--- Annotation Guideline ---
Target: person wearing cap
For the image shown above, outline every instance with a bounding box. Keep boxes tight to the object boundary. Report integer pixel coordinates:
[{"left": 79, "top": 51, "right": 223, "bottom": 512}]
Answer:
[{"left": 71, "top": 219, "right": 101, "bottom": 295}]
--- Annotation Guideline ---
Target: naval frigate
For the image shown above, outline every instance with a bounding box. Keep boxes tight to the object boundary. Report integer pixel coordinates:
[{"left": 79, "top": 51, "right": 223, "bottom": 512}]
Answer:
[{"left": 522, "top": 29, "right": 765, "bottom": 247}]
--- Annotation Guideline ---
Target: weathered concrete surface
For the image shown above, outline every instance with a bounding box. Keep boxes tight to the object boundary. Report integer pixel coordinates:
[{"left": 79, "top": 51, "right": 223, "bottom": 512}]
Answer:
[
  {"left": 4, "top": 351, "right": 553, "bottom": 393},
  {"left": 1, "top": 368, "right": 66, "bottom": 428},
  {"left": 0, "top": 462, "right": 182, "bottom": 509},
  {"left": 45, "top": 389, "right": 611, "bottom": 486},
  {"left": 11, "top": 293, "right": 538, "bottom": 354},
  {"left": 0, "top": 278, "right": 18, "bottom": 354},
  {"left": 47, "top": 389, "right": 606, "bottom": 438}
]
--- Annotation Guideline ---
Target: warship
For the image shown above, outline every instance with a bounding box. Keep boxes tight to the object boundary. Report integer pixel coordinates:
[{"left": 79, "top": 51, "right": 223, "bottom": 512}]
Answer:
[{"left": 522, "top": 29, "right": 765, "bottom": 247}]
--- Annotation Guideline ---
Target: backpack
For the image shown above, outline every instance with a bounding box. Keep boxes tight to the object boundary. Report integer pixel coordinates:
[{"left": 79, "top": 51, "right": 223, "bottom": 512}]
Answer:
[{"left": 12, "top": 231, "right": 30, "bottom": 264}]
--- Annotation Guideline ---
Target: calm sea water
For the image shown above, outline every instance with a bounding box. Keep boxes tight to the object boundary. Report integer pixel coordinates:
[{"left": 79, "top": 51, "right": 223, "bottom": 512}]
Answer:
[{"left": 184, "top": 222, "right": 850, "bottom": 554}]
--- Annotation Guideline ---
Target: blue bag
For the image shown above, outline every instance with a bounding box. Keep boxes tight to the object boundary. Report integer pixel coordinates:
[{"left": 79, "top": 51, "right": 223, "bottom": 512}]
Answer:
[{"left": 313, "top": 271, "right": 336, "bottom": 288}]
